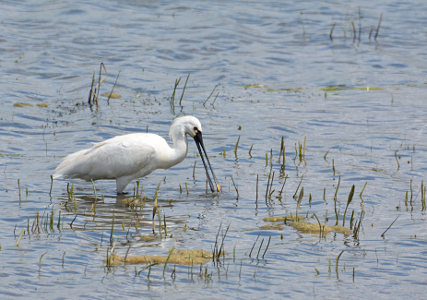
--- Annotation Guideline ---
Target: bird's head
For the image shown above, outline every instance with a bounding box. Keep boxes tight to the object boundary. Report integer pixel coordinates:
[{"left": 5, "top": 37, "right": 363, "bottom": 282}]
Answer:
[{"left": 170, "top": 115, "right": 203, "bottom": 139}]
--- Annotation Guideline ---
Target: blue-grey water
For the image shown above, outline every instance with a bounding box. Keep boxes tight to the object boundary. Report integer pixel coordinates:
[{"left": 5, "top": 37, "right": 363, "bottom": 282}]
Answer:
[{"left": 1, "top": 0, "right": 426, "bottom": 299}]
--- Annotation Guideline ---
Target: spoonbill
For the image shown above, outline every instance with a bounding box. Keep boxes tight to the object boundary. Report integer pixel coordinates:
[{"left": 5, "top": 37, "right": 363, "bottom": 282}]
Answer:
[{"left": 53, "top": 115, "right": 220, "bottom": 194}]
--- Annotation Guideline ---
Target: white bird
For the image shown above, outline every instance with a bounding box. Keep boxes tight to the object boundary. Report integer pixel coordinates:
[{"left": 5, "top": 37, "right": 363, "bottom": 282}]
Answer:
[{"left": 53, "top": 115, "right": 220, "bottom": 194}]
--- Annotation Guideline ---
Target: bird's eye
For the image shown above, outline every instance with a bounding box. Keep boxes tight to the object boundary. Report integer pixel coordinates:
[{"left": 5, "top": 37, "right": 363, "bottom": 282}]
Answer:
[{"left": 193, "top": 126, "right": 198, "bottom": 132}]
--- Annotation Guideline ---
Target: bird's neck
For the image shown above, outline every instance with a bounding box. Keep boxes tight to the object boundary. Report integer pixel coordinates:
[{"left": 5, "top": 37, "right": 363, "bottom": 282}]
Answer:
[{"left": 168, "top": 132, "right": 188, "bottom": 167}]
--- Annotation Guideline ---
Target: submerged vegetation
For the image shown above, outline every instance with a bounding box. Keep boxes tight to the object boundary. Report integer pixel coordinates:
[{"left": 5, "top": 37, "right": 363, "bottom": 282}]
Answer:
[
  {"left": 244, "top": 83, "right": 383, "bottom": 93},
  {"left": 106, "top": 249, "right": 213, "bottom": 266}
]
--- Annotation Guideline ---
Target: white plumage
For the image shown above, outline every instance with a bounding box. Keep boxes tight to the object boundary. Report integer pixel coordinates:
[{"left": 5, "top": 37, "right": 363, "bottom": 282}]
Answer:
[{"left": 53, "top": 116, "right": 219, "bottom": 194}]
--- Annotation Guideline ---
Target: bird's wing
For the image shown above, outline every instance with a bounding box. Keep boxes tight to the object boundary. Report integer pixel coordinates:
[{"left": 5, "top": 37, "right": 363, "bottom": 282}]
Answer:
[
  {"left": 87, "top": 138, "right": 157, "bottom": 179},
  {"left": 55, "top": 134, "right": 158, "bottom": 180}
]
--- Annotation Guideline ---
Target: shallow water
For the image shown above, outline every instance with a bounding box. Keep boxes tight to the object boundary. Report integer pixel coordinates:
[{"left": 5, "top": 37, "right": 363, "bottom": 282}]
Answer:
[{"left": 1, "top": 0, "right": 426, "bottom": 298}]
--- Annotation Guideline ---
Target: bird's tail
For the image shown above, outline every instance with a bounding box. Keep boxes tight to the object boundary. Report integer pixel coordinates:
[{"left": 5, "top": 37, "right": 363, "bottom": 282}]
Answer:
[
  {"left": 52, "top": 148, "right": 88, "bottom": 180},
  {"left": 52, "top": 173, "right": 63, "bottom": 180}
]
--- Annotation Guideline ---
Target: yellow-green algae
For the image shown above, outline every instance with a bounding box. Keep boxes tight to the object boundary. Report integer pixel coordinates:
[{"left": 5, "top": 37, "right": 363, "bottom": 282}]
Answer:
[
  {"left": 260, "top": 224, "right": 284, "bottom": 230},
  {"left": 13, "top": 103, "right": 33, "bottom": 107},
  {"left": 244, "top": 83, "right": 382, "bottom": 93},
  {"left": 121, "top": 197, "right": 145, "bottom": 207},
  {"left": 244, "top": 84, "right": 267, "bottom": 89},
  {"left": 263, "top": 215, "right": 304, "bottom": 223},
  {"left": 101, "top": 92, "right": 122, "bottom": 99},
  {"left": 290, "top": 221, "right": 351, "bottom": 236},
  {"left": 244, "top": 83, "right": 301, "bottom": 93},
  {"left": 263, "top": 215, "right": 351, "bottom": 235},
  {"left": 106, "top": 249, "right": 213, "bottom": 266},
  {"left": 13, "top": 102, "right": 49, "bottom": 108},
  {"left": 138, "top": 234, "right": 157, "bottom": 242},
  {"left": 320, "top": 84, "right": 382, "bottom": 92},
  {"left": 0, "top": 151, "right": 24, "bottom": 158}
]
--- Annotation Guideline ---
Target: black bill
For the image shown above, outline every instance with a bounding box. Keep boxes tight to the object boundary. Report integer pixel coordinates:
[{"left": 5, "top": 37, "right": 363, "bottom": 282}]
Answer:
[{"left": 193, "top": 131, "right": 220, "bottom": 193}]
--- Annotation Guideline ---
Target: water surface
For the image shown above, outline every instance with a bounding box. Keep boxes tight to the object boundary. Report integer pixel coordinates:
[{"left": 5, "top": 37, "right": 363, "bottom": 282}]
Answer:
[{"left": 0, "top": 0, "right": 426, "bottom": 298}]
